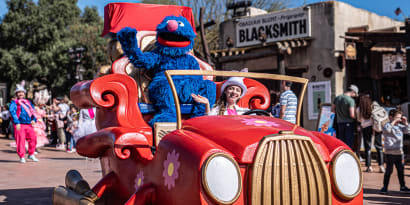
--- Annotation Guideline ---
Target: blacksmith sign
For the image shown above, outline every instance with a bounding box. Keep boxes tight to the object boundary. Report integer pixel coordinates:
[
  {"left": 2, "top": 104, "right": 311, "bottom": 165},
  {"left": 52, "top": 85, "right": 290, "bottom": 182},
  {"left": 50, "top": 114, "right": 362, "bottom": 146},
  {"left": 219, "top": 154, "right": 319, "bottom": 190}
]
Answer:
[{"left": 235, "top": 8, "right": 311, "bottom": 47}]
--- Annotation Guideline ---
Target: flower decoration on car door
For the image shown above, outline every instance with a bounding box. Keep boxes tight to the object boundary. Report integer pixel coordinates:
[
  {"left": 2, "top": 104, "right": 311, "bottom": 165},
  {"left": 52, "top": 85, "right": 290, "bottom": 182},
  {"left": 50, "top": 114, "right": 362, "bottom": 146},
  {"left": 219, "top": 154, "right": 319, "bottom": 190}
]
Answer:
[
  {"left": 163, "top": 150, "right": 181, "bottom": 190},
  {"left": 134, "top": 170, "right": 144, "bottom": 191}
]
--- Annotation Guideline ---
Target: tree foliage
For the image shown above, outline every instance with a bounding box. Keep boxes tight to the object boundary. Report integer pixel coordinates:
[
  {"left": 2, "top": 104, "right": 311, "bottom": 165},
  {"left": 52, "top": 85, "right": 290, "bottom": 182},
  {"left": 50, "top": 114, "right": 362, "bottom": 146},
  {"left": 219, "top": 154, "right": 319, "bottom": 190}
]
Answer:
[
  {"left": 141, "top": 0, "right": 289, "bottom": 60},
  {"left": 0, "top": 0, "right": 109, "bottom": 96}
]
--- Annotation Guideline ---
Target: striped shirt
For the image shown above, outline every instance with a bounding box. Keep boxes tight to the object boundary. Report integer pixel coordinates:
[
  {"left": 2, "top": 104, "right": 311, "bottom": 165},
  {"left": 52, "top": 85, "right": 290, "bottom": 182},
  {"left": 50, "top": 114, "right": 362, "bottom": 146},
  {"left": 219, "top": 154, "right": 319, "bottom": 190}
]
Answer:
[{"left": 280, "top": 90, "right": 298, "bottom": 124}]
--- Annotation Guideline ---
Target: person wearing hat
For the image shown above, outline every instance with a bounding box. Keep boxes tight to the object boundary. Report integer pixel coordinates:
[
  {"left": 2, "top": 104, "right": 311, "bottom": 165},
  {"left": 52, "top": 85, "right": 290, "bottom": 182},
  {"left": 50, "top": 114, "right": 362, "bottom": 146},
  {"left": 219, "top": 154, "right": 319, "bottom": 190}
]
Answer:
[
  {"left": 191, "top": 76, "right": 249, "bottom": 116},
  {"left": 9, "top": 82, "right": 39, "bottom": 163},
  {"left": 332, "top": 84, "right": 359, "bottom": 149}
]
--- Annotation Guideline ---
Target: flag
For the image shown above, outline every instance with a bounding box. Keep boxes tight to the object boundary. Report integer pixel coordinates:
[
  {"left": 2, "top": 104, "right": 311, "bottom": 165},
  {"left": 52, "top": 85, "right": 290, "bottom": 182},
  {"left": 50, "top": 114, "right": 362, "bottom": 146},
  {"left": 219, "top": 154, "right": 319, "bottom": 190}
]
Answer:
[{"left": 395, "top": 7, "right": 402, "bottom": 16}]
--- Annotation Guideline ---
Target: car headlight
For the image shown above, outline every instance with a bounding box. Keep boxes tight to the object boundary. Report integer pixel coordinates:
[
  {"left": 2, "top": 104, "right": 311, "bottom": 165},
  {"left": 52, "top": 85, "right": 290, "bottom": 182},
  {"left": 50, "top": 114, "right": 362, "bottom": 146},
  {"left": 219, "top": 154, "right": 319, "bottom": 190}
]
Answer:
[
  {"left": 201, "top": 153, "right": 242, "bottom": 204},
  {"left": 331, "top": 150, "right": 363, "bottom": 200}
]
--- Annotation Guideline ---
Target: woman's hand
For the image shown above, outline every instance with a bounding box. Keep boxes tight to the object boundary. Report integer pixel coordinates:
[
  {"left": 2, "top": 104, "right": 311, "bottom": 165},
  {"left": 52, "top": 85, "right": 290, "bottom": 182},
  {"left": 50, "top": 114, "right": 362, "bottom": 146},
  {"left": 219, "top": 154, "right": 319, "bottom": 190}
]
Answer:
[
  {"left": 191, "top": 94, "right": 209, "bottom": 105},
  {"left": 191, "top": 94, "right": 210, "bottom": 114}
]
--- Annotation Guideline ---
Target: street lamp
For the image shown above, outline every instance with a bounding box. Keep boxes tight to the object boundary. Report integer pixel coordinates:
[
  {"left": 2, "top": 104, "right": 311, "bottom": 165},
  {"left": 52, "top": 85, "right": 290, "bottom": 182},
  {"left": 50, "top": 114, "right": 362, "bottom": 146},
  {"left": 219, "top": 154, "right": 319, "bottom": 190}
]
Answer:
[{"left": 68, "top": 47, "right": 86, "bottom": 81}]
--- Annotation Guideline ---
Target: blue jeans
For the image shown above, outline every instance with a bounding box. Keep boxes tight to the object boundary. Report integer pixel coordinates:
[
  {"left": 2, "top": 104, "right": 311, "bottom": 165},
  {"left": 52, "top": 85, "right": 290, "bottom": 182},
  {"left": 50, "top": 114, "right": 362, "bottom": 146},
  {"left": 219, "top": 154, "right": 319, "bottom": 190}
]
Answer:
[
  {"left": 337, "top": 122, "right": 354, "bottom": 149},
  {"left": 66, "top": 131, "right": 76, "bottom": 150}
]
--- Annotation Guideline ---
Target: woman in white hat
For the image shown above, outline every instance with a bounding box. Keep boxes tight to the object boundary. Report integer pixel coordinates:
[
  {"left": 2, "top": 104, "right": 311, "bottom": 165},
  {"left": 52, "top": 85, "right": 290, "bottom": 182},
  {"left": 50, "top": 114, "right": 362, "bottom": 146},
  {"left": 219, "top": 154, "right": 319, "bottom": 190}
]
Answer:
[{"left": 191, "top": 76, "right": 249, "bottom": 116}]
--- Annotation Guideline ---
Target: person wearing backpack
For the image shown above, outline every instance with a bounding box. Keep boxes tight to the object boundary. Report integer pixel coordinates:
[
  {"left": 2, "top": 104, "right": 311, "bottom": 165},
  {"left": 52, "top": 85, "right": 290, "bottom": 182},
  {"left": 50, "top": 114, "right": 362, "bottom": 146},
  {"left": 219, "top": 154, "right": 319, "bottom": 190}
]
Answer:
[
  {"left": 357, "top": 95, "right": 384, "bottom": 173},
  {"left": 73, "top": 108, "right": 97, "bottom": 142},
  {"left": 371, "top": 101, "right": 388, "bottom": 172},
  {"left": 332, "top": 84, "right": 358, "bottom": 148}
]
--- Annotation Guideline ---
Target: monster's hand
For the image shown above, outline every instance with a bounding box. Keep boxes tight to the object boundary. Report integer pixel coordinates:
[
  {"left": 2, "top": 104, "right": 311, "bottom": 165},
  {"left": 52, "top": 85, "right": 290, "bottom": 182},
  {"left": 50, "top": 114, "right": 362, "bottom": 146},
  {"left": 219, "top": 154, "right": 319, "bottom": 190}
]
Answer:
[{"left": 117, "top": 27, "right": 138, "bottom": 52}]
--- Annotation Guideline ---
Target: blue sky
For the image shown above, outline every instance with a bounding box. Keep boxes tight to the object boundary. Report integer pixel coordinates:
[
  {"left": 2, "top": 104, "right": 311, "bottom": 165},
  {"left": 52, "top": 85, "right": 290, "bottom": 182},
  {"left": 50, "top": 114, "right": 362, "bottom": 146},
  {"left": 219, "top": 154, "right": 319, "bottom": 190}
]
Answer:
[{"left": 0, "top": 0, "right": 409, "bottom": 21}]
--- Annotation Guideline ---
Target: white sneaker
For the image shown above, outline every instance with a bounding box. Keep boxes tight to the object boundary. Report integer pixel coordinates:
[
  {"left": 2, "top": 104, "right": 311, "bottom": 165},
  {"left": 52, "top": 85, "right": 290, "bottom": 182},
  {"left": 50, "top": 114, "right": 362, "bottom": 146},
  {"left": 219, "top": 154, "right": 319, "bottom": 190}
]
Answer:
[
  {"left": 19, "top": 158, "right": 26, "bottom": 163},
  {"left": 28, "top": 155, "right": 39, "bottom": 162},
  {"left": 56, "top": 144, "right": 66, "bottom": 150}
]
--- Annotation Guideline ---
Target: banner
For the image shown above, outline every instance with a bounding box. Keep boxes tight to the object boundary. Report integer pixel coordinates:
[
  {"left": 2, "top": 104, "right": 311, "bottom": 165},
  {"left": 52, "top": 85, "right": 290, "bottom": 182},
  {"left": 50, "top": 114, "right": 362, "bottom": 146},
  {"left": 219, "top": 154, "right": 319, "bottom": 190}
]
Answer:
[
  {"left": 307, "top": 81, "right": 331, "bottom": 120},
  {"left": 382, "top": 53, "right": 406, "bottom": 73},
  {"left": 317, "top": 104, "right": 336, "bottom": 137},
  {"left": 235, "top": 8, "right": 311, "bottom": 47}
]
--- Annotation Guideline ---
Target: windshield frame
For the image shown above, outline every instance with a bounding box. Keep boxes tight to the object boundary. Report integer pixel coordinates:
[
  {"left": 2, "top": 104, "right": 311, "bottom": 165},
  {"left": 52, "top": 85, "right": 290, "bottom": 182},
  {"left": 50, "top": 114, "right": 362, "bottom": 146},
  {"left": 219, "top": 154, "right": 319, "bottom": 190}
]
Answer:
[{"left": 165, "top": 70, "right": 309, "bottom": 129}]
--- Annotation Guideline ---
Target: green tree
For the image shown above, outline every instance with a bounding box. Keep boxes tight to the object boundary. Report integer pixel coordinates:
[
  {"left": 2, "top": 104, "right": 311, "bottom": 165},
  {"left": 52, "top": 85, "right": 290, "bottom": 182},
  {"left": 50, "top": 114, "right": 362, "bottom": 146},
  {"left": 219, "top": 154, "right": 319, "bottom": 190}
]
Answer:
[
  {"left": 0, "top": 0, "right": 109, "bottom": 96},
  {"left": 66, "top": 6, "right": 109, "bottom": 86}
]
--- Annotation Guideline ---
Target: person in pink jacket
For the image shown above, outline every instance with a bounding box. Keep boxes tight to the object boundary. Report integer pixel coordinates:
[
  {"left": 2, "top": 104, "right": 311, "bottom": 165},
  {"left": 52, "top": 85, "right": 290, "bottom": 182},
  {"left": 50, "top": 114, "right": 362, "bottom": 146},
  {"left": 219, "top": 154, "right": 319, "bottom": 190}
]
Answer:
[{"left": 9, "top": 82, "right": 39, "bottom": 163}]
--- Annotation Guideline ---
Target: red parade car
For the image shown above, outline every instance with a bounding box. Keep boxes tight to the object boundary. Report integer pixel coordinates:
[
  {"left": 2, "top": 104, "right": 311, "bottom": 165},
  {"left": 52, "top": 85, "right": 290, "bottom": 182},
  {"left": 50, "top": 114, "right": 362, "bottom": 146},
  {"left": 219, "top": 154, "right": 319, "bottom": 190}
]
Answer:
[{"left": 52, "top": 3, "right": 363, "bottom": 205}]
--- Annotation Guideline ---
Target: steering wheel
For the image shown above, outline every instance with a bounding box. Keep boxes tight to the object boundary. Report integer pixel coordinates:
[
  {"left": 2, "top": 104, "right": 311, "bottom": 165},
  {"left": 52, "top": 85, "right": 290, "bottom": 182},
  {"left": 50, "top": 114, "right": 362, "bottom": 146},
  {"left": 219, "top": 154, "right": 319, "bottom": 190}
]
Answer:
[{"left": 242, "top": 109, "right": 271, "bottom": 116}]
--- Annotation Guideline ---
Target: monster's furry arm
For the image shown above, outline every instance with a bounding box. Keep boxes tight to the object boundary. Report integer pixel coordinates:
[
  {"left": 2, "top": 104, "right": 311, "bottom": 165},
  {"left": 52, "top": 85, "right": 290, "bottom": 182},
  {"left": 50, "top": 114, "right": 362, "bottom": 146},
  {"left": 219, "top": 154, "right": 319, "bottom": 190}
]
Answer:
[{"left": 117, "top": 27, "right": 160, "bottom": 69}]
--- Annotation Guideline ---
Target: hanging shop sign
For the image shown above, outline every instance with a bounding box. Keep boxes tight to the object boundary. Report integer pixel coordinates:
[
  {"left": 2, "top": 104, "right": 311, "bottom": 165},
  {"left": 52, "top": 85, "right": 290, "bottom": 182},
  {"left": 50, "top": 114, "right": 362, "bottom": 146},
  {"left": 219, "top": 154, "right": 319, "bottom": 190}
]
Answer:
[
  {"left": 382, "top": 53, "right": 406, "bottom": 73},
  {"left": 235, "top": 8, "right": 311, "bottom": 47},
  {"left": 344, "top": 42, "right": 357, "bottom": 60}
]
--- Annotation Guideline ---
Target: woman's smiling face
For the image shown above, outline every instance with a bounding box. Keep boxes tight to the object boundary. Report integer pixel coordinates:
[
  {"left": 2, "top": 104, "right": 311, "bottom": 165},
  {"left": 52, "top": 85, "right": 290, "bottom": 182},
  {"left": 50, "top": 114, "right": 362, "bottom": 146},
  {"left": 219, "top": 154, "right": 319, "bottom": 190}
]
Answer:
[{"left": 224, "top": 85, "right": 242, "bottom": 104}]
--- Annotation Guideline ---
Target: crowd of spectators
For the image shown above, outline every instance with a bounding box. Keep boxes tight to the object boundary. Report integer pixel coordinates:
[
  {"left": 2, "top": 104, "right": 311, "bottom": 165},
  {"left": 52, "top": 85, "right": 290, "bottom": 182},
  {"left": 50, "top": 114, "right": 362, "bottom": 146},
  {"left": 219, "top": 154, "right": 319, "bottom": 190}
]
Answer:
[{"left": 0, "top": 91, "right": 96, "bottom": 158}]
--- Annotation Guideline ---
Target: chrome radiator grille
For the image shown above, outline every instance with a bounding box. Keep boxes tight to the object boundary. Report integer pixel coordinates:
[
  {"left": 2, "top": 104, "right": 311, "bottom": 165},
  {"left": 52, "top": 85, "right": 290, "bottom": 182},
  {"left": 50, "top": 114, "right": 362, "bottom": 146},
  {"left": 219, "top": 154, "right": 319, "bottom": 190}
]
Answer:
[{"left": 251, "top": 135, "right": 331, "bottom": 205}]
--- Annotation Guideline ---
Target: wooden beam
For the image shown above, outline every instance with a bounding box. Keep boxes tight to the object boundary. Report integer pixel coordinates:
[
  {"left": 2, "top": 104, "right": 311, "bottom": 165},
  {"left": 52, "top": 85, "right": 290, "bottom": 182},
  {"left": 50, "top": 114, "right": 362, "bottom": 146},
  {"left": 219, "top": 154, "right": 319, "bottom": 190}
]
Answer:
[{"left": 345, "top": 32, "right": 405, "bottom": 43}]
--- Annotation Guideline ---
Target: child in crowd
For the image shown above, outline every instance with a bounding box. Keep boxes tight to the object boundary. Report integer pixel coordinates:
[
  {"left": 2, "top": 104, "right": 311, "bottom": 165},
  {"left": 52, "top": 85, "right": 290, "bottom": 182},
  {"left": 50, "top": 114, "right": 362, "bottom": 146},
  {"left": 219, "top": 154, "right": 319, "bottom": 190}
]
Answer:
[
  {"left": 66, "top": 105, "right": 79, "bottom": 152},
  {"left": 380, "top": 109, "right": 410, "bottom": 194},
  {"left": 269, "top": 91, "right": 281, "bottom": 118},
  {"left": 66, "top": 113, "right": 78, "bottom": 153},
  {"left": 47, "top": 110, "right": 58, "bottom": 145}
]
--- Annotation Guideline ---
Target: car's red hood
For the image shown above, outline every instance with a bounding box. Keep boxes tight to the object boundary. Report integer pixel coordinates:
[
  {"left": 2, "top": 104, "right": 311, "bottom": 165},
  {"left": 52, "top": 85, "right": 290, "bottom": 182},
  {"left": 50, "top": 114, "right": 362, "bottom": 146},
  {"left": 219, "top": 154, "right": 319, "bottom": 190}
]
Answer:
[{"left": 182, "top": 115, "right": 330, "bottom": 164}]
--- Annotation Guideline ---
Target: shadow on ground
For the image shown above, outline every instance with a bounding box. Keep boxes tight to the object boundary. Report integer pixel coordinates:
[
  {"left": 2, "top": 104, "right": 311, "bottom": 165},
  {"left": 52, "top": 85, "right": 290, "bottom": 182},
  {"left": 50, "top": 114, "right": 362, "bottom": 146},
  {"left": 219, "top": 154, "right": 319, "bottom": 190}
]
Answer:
[
  {"left": 0, "top": 149, "right": 16, "bottom": 154},
  {"left": 0, "top": 159, "right": 19, "bottom": 163},
  {"left": 0, "top": 187, "right": 53, "bottom": 204},
  {"left": 364, "top": 188, "right": 410, "bottom": 204},
  {"left": 45, "top": 157, "right": 86, "bottom": 161}
]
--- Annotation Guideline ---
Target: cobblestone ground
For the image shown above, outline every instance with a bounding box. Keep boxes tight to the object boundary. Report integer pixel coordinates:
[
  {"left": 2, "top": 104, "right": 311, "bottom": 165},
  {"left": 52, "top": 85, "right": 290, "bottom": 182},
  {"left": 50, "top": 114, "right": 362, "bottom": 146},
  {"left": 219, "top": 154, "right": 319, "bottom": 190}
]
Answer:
[{"left": 0, "top": 136, "right": 409, "bottom": 204}]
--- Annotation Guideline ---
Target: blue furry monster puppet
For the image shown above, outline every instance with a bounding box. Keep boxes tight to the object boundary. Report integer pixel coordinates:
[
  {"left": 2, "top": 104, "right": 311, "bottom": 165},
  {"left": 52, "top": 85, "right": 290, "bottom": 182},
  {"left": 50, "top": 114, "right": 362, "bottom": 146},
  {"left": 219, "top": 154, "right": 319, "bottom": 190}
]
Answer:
[{"left": 117, "top": 15, "right": 216, "bottom": 126}]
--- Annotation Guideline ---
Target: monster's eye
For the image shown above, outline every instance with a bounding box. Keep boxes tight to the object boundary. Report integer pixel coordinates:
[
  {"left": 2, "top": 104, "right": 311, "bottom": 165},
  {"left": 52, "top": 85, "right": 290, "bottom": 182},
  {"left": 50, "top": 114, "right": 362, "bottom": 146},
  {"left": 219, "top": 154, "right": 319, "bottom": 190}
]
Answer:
[{"left": 178, "top": 21, "right": 184, "bottom": 27}]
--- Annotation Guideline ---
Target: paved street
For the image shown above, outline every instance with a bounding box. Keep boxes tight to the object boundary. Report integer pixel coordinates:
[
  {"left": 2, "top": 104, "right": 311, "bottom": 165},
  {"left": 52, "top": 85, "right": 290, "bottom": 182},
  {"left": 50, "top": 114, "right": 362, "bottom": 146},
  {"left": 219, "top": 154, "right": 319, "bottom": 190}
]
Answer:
[
  {"left": 362, "top": 161, "right": 410, "bottom": 204},
  {"left": 0, "top": 136, "right": 100, "bottom": 205},
  {"left": 0, "top": 136, "right": 409, "bottom": 204}
]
